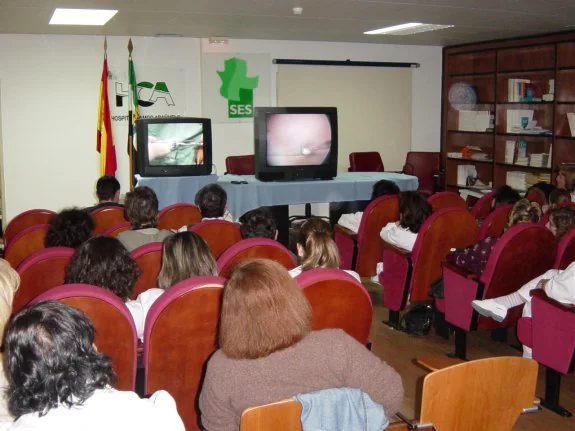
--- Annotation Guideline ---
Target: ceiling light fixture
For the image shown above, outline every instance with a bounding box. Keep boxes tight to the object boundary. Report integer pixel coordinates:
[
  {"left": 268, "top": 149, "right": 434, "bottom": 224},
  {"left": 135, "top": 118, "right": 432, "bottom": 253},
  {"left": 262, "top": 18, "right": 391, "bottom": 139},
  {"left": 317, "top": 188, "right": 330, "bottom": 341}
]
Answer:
[
  {"left": 364, "top": 22, "right": 454, "bottom": 35},
  {"left": 49, "top": 8, "right": 118, "bottom": 26}
]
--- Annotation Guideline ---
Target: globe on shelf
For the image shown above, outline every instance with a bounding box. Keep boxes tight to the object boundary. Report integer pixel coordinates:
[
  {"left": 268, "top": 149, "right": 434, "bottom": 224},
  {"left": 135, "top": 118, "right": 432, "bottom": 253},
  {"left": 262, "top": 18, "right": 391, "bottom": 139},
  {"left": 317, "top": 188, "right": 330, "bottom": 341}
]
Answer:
[{"left": 448, "top": 83, "right": 478, "bottom": 111}]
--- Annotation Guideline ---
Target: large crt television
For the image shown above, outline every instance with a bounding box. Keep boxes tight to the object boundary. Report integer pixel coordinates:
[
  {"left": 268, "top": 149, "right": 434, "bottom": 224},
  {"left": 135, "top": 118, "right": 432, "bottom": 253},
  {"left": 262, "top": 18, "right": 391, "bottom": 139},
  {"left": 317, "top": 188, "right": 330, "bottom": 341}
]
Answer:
[
  {"left": 136, "top": 117, "right": 212, "bottom": 177},
  {"left": 254, "top": 107, "right": 338, "bottom": 181}
]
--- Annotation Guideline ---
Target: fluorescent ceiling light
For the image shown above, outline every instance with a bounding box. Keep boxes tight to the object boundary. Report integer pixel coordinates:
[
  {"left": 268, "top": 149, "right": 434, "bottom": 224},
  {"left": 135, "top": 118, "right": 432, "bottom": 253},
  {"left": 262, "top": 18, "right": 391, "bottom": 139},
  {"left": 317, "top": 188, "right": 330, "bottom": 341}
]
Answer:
[
  {"left": 365, "top": 22, "right": 454, "bottom": 35},
  {"left": 49, "top": 8, "right": 118, "bottom": 26}
]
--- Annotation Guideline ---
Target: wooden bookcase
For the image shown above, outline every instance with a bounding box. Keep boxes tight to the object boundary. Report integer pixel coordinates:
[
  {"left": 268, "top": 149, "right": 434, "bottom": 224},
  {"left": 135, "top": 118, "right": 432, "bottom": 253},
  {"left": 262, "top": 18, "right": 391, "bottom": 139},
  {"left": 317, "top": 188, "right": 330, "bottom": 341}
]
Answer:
[{"left": 441, "top": 32, "right": 575, "bottom": 193}]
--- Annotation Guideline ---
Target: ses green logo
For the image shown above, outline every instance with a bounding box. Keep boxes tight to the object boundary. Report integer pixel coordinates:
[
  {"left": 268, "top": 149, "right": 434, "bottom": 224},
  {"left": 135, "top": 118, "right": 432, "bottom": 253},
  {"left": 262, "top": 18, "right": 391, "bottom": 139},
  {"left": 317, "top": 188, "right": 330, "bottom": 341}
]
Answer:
[{"left": 217, "top": 57, "right": 259, "bottom": 118}]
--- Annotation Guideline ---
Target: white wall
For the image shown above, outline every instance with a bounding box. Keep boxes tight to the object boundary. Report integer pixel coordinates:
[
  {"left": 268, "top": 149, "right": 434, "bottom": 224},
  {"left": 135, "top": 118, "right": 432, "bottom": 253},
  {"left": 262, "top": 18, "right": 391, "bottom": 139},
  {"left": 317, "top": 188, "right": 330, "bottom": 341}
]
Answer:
[{"left": 0, "top": 34, "right": 441, "bottom": 222}]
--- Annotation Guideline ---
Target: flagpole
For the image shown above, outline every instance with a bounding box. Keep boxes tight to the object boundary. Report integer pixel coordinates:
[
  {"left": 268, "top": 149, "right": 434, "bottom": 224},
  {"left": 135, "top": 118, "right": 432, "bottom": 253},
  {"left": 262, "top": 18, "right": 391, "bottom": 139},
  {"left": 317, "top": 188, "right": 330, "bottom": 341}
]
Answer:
[{"left": 128, "top": 38, "right": 134, "bottom": 191}]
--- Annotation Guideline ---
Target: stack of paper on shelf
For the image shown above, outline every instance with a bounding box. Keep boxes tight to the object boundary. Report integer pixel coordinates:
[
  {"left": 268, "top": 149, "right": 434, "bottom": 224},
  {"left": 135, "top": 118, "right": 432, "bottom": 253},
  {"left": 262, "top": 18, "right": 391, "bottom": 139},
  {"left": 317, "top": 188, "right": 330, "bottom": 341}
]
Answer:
[
  {"left": 526, "top": 173, "right": 551, "bottom": 188},
  {"left": 505, "top": 140, "right": 516, "bottom": 164},
  {"left": 458, "top": 110, "right": 491, "bottom": 132},
  {"left": 515, "top": 156, "right": 529, "bottom": 166},
  {"left": 506, "top": 171, "right": 528, "bottom": 191},
  {"left": 529, "top": 153, "right": 550, "bottom": 167}
]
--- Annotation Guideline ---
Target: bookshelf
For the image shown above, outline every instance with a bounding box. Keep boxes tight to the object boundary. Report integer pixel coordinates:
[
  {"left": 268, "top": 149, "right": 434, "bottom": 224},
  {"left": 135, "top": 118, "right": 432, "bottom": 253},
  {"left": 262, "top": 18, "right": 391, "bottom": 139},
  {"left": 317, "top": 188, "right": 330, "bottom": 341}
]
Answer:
[{"left": 441, "top": 32, "right": 575, "bottom": 193}]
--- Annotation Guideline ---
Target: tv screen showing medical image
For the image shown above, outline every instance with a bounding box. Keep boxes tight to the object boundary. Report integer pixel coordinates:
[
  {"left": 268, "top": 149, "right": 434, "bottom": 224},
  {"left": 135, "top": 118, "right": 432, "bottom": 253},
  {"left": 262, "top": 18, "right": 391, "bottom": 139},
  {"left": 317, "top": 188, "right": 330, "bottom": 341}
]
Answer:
[
  {"left": 147, "top": 122, "right": 204, "bottom": 166},
  {"left": 266, "top": 113, "right": 332, "bottom": 167}
]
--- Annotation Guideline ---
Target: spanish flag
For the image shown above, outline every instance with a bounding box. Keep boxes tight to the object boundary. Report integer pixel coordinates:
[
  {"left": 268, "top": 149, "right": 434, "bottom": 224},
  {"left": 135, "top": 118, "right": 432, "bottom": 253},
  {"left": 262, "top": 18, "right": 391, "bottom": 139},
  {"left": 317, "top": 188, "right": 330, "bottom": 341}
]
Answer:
[{"left": 97, "top": 54, "right": 117, "bottom": 176}]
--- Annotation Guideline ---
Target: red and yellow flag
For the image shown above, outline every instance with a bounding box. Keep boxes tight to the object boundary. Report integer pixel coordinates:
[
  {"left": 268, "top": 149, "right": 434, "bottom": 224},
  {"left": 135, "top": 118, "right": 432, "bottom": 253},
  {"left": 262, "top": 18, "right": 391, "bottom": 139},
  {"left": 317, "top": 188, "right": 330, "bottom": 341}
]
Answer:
[{"left": 97, "top": 56, "right": 117, "bottom": 176}]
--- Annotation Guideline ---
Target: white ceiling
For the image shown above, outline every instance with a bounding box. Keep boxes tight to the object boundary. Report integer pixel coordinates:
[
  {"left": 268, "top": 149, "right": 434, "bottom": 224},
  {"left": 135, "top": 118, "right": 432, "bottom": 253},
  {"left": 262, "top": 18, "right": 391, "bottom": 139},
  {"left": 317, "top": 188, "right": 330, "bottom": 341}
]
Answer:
[{"left": 0, "top": 0, "right": 574, "bottom": 46}]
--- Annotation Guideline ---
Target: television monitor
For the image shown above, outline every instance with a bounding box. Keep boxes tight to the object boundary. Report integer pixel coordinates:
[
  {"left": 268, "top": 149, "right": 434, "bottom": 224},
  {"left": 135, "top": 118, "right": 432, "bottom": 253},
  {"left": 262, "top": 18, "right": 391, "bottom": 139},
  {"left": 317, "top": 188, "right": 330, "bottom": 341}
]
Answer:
[
  {"left": 254, "top": 107, "right": 338, "bottom": 181},
  {"left": 135, "top": 117, "right": 212, "bottom": 177}
]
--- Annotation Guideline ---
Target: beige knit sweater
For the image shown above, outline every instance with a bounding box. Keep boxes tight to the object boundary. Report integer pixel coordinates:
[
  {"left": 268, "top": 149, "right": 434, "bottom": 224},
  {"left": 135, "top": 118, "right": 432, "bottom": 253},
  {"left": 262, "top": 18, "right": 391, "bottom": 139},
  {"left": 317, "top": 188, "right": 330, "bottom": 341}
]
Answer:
[{"left": 199, "top": 328, "right": 404, "bottom": 431}]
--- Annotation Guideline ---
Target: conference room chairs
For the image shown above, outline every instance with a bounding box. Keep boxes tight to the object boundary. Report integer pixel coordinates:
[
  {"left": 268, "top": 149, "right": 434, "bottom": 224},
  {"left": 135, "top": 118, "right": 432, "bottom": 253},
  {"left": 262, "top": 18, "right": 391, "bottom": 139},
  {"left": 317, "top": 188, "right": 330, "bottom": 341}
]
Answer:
[
  {"left": 348, "top": 151, "right": 384, "bottom": 172},
  {"left": 469, "top": 190, "right": 496, "bottom": 220},
  {"left": 4, "top": 224, "right": 49, "bottom": 269},
  {"left": 102, "top": 221, "right": 132, "bottom": 237},
  {"left": 443, "top": 223, "right": 556, "bottom": 359},
  {"left": 476, "top": 204, "right": 513, "bottom": 241},
  {"left": 90, "top": 206, "right": 127, "bottom": 236},
  {"left": 3, "top": 208, "right": 55, "bottom": 246},
  {"left": 32, "top": 284, "right": 138, "bottom": 391},
  {"left": 379, "top": 208, "right": 477, "bottom": 328},
  {"left": 402, "top": 152, "right": 440, "bottom": 197},
  {"left": 427, "top": 191, "right": 467, "bottom": 212},
  {"left": 130, "top": 242, "right": 163, "bottom": 300},
  {"left": 295, "top": 268, "right": 372, "bottom": 345},
  {"left": 334, "top": 195, "right": 399, "bottom": 277},
  {"left": 225, "top": 154, "right": 255, "bottom": 175},
  {"left": 517, "top": 290, "right": 575, "bottom": 417},
  {"left": 13, "top": 247, "right": 74, "bottom": 313},
  {"left": 157, "top": 203, "right": 202, "bottom": 230},
  {"left": 217, "top": 238, "right": 297, "bottom": 278},
  {"left": 240, "top": 399, "right": 303, "bottom": 431},
  {"left": 553, "top": 227, "right": 575, "bottom": 270},
  {"left": 190, "top": 220, "right": 242, "bottom": 259},
  {"left": 144, "top": 276, "right": 226, "bottom": 431}
]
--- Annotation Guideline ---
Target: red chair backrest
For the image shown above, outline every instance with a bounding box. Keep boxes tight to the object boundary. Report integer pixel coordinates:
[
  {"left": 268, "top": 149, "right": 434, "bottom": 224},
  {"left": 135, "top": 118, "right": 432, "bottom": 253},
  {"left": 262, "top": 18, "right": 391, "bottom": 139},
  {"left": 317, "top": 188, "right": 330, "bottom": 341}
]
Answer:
[
  {"left": 190, "top": 220, "right": 242, "bottom": 259},
  {"left": 102, "top": 221, "right": 132, "bottom": 237},
  {"left": 348, "top": 152, "right": 384, "bottom": 172},
  {"left": 158, "top": 203, "right": 202, "bottom": 230},
  {"left": 225, "top": 155, "right": 255, "bottom": 175},
  {"left": 477, "top": 204, "right": 513, "bottom": 241},
  {"left": 144, "top": 276, "right": 226, "bottom": 431},
  {"left": 32, "top": 284, "right": 138, "bottom": 391},
  {"left": 554, "top": 227, "right": 575, "bottom": 270},
  {"left": 90, "top": 206, "right": 126, "bottom": 236},
  {"left": 4, "top": 209, "right": 55, "bottom": 246},
  {"left": 4, "top": 224, "right": 49, "bottom": 269},
  {"left": 427, "top": 192, "right": 467, "bottom": 212},
  {"left": 470, "top": 191, "right": 496, "bottom": 220},
  {"left": 14, "top": 247, "right": 75, "bottom": 313},
  {"left": 403, "top": 152, "right": 440, "bottom": 195},
  {"left": 130, "top": 242, "right": 163, "bottom": 299},
  {"left": 217, "top": 238, "right": 296, "bottom": 278},
  {"left": 295, "top": 268, "right": 372, "bottom": 345}
]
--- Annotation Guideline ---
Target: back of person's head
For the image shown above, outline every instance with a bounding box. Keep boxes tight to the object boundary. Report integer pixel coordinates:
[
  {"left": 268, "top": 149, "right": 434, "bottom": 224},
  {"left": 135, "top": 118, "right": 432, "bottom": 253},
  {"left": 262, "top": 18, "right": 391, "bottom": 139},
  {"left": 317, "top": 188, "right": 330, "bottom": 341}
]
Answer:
[
  {"left": 371, "top": 180, "right": 400, "bottom": 201},
  {"left": 220, "top": 259, "right": 312, "bottom": 360},
  {"left": 96, "top": 175, "right": 120, "bottom": 203},
  {"left": 65, "top": 236, "right": 139, "bottom": 301},
  {"left": 398, "top": 191, "right": 432, "bottom": 233},
  {"left": 195, "top": 184, "right": 227, "bottom": 218},
  {"left": 44, "top": 208, "right": 94, "bottom": 249},
  {"left": 4, "top": 301, "right": 114, "bottom": 417},
  {"left": 124, "top": 186, "right": 159, "bottom": 229},
  {"left": 0, "top": 259, "right": 20, "bottom": 339},
  {"left": 549, "top": 189, "right": 572, "bottom": 209},
  {"left": 493, "top": 185, "right": 520, "bottom": 209},
  {"left": 548, "top": 207, "right": 575, "bottom": 240},
  {"left": 157, "top": 232, "right": 217, "bottom": 290},
  {"left": 239, "top": 207, "right": 277, "bottom": 239},
  {"left": 297, "top": 218, "right": 339, "bottom": 271},
  {"left": 525, "top": 183, "right": 555, "bottom": 207},
  {"left": 507, "top": 198, "right": 542, "bottom": 227}
]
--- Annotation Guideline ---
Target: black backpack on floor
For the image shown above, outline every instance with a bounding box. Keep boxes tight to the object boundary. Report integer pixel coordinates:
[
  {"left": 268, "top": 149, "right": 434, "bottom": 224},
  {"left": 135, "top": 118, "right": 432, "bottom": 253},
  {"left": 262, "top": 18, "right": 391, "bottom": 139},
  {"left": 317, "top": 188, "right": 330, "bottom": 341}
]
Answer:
[{"left": 399, "top": 303, "right": 434, "bottom": 336}]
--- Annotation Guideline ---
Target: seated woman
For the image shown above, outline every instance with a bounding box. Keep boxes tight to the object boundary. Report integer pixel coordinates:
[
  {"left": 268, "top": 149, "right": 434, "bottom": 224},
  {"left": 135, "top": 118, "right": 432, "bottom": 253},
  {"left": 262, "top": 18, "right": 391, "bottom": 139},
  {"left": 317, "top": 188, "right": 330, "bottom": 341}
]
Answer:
[
  {"left": 337, "top": 179, "right": 400, "bottom": 234},
  {"left": 447, "top": 199, "right": 541, "bottom": 276},
  {"left": 547, "top": 188, "right": 571, "bottom": 211},
  {"left": 289, "top": 218, "right": 360, "bottom": 281},
  {"left": 555, "top": 163, "right": 575, "bottom": 201},
  {"left": 44, "top": 208, "right": 94, "bottom": 249},
  {"left": 117, "top": 186, "right": 173, "bottom": 251},
  {"left": 380, "top": 191, "right": 432, "bottom": 253},
  {"left": 126, "top": 231, "right": 218, "bottom": 339},
  {"left": 1, "top": 301, "right": 184, "bottom": 429},
  {"left": 545, "top": 206, "right": 575, "bottom": 241},
  {"left": 199, "top": 259, "right": 403, "bottom": 430}
]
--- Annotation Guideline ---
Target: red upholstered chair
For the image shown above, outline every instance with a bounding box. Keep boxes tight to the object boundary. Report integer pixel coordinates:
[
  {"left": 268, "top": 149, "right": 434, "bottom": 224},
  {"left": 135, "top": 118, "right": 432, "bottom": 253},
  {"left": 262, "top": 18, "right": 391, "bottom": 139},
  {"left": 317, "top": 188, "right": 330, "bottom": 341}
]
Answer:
[
  {"left": 190, "top": 220, "right": 242, "bottom": 259},
  {"left": 130, "top": 242, "right": 163, "bottom": 300},
  {"left": 90, "top": 206, "right": 126, "bottom": 236},
  {"left": 32, "top": 284, "right": 138, "bottom": 391},
  {"left": 4, "top": 224, "right": 49, "bottom": 269},
  {"left": 158, "top": 203, "right": 202, "bottom": 230},
  {"left": 470, "top": 191, "right": 496, "bottom": 220},
  {"left": 295, "top": 268, "right": 372, "bottom": 345},
  {"left": 102, "top": 221, "right": 132, "bottom": 237},
  {"left": 334, "top": 195, "right": 399, "bottom": 277},
  {"left": 443, "top": 223, "right": 556, "bottom": 359},
  {"left": 476, "top": 204, "right": 512, "bottom": 241},
  {"left": 3, "top": 209, "right": 55, "bottom": 246},
  {"left": 13, "top": 247, "right": 75, "bottom": 313},
  {"left": 348, "top": 152, "right": 384, "bottom": 172},
  {"left": 427, "top": 191, "right": 467, "bottom": 212},
  {"left": 217, "top": 238, "right": 296, "bottom": 278},
  {"left": 225, "top": 155, "right": 255, "bottom": 175},
  {"left": 403, "top": 152, "right": 440, "bottom": 197},
  {"left": 379, "top": 208, "right": 477, "bottom": 327},
  {"left": 144, "top": 276, "right": 226, "bottom": 431},
  {"left": 517, "top": 290, "right": 575, "bottom": 417},
  {"left": 553, "top": 228, "right": 575, "bottom": 270}
]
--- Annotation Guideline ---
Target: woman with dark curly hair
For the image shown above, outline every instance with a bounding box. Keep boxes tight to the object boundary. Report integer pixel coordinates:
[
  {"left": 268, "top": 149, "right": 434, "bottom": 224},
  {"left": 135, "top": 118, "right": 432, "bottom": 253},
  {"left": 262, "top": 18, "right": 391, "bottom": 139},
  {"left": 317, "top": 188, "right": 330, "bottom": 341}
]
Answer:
[
  {"left": 44, "top": 208, "right": 94, "bottom": 249},
  {"left": 1, "top": 301, "right": 184, "bottom": 429}
]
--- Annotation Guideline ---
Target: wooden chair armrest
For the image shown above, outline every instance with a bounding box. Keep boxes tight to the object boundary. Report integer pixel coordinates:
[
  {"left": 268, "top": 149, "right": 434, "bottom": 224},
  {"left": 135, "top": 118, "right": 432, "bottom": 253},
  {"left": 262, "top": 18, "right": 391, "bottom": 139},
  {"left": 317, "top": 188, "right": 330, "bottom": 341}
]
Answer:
[
  {"left": 414, "top": 355, "right": 466, "bottom": 372},
  {"left": 381, "top": 239, "right": 411, "bottom": 258},
  {"left": 531, "top": 290, "right": 575, "bottom": 312},
  {"left": 333, "top": 224, "right": 357, "bottom": 239},
  {"left": 442, "top": 261, "right": 479, "bottom": 281}
]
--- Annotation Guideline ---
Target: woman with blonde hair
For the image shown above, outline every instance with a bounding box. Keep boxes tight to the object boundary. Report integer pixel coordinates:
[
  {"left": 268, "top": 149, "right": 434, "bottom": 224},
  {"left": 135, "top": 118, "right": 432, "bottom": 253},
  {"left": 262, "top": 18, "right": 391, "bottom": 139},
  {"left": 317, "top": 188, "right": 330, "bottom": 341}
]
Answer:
[
  {"left": 199, "top": 259, "right": 403, "bottom": 430},
  {"left": 289, "top": 218, "right": 360, "bottom": 281}
]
